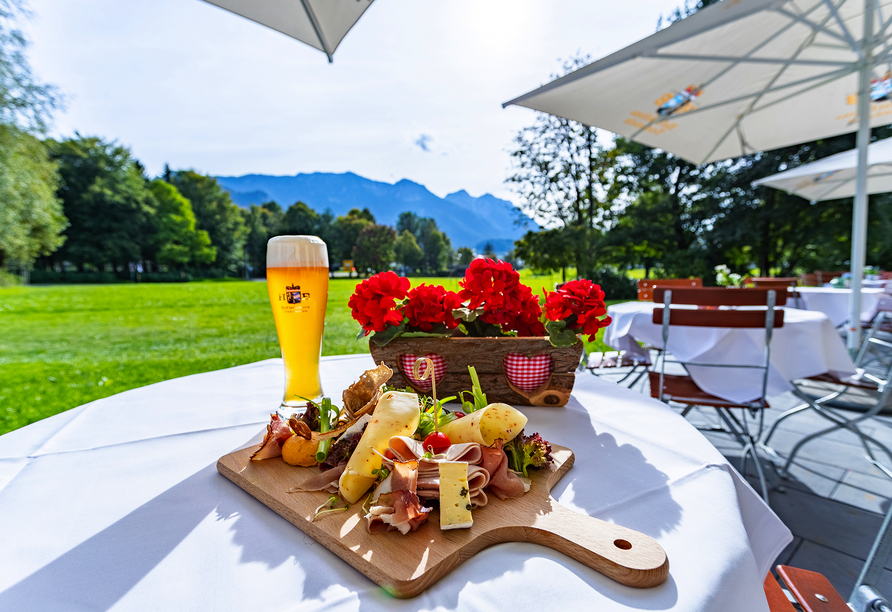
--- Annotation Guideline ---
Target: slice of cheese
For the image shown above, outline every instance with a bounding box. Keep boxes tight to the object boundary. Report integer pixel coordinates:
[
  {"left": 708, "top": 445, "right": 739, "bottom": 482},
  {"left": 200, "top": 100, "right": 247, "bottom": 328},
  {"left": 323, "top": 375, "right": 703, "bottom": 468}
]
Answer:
[
  {"left": 338, "top": 391, "right": 420, "bottom": 504},
  {"left": 438, "top": 462, "right": 473, "bottom": 530}
]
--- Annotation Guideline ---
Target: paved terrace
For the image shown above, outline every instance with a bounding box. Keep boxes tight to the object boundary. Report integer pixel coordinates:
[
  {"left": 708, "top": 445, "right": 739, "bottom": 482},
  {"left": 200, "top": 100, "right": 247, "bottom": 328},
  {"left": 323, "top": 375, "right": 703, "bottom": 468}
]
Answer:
[{"left": 609, "top": 368, "right": 892, "bottom": 598}]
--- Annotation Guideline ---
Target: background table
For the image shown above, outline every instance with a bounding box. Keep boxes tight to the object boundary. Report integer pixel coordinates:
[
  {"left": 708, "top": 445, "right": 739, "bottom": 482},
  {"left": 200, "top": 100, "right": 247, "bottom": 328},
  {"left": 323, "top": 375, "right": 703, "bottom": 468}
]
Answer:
[
  {"left": 795, "top": 286, "right": 884, "bottom": 327},
  {"left": 0, "top": 356, "right": 790, "bottom": 611},
  {"left": 604, "top": 302, "right": 855, "bottom": 403}
]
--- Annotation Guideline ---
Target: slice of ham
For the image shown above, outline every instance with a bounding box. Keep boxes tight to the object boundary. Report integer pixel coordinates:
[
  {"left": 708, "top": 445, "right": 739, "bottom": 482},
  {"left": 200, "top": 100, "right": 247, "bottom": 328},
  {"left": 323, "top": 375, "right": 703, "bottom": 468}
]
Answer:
[
  {"left": 250, "top": 413, "right": 293, "bottom": 461},
  {"left": 389, "top": 437, "right": 482, "bottom": 465},
  {"left": 390, "top": 460, "right": 418, "bottom": 493},
  {"left": 367, "top": 490, "right": 431, "bottom": 535},
  {"left": 365, "top": 460, "right": 431, "bottom": 535},
  {"left": 287, "top": 463, "right": 346, "bottom": 494},
  {"left": 479, "top": 440, "right": 527, "bottom": 500}
]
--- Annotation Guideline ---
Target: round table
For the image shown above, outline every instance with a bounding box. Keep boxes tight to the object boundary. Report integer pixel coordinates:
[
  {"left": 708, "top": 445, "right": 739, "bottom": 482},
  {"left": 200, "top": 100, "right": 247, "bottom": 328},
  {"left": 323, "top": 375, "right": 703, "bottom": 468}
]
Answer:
[
  {"left": 604, "top": 302, "right": 855, "bottom": 404},
  {"left": 0, "top": 356, "right": 790, "bottom": 611},
  {"left": 794, "top": 286, "right": 885, "bottom": 327}
]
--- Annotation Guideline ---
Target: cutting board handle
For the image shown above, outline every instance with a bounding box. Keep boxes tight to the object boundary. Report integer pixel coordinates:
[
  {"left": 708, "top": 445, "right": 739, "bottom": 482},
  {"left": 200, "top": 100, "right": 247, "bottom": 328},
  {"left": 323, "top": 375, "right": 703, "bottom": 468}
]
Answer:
[{"left": 527, "top": 500, "right": 669, "bottom": 588}]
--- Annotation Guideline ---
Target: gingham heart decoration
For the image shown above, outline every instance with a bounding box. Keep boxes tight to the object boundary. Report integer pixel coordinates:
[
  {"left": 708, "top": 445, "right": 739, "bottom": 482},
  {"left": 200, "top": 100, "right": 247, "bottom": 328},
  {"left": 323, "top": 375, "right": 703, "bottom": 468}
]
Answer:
[
  {"left": 503, "top": 353, "right": 554, "bottom": 392},
  {"left": 399, "top": 353, "right": 447, "bottom": 392}
]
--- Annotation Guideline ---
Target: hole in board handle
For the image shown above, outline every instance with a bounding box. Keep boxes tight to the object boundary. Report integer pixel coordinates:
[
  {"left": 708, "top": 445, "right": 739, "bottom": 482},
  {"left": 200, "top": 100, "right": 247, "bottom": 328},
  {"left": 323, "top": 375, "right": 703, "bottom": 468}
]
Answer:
[{"left": 614, "top": 539, "right": 632, "bottom": 550}]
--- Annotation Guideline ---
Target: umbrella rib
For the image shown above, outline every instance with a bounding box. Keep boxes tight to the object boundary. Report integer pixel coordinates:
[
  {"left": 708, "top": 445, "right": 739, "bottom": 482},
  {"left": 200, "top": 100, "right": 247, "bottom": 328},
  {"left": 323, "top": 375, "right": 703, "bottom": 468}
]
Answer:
[
  {"left": 822, "top": 0, "right": 865, "bottom": 59},
  {"left": 642, "top": 52, "right": 851, "bottom": 67},
  {"left": 751, "top": 65, "right": 855, "bottom": 113},
  {"left": 300, "top": 0, "right": 333, "bottom": 63},
  {"left": 776, "top": 7, "right": 850, "bottom": 46}
]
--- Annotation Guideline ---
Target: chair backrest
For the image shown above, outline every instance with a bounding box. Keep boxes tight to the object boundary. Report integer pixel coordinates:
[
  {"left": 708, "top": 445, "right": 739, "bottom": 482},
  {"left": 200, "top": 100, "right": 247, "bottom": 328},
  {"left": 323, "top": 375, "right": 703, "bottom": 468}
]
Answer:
[
  {"left": 637, "top": 278, "right": 702, "bottom": 301},
  {"left": 798, "top": 273, "right": 818, "bottom": 287},
  {"left": 747, "top": 277, "right": 798, "bottom": 290},
  {"left": 816, "top": 270, "right": 847, "bottom": 284},
  {"left": 652, "top": 287, "right": 784, "bottom": 408}
]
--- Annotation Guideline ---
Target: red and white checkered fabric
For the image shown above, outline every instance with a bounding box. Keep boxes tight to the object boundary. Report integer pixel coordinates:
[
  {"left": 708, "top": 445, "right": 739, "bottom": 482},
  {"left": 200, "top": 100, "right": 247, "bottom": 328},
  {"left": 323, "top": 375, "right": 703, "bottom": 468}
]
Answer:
[
  {"left": 503, "top": 353, "right": 553, "bottom": 392},
  {"left": 399, "top": 353, "right": 447, "bottom": 392}
]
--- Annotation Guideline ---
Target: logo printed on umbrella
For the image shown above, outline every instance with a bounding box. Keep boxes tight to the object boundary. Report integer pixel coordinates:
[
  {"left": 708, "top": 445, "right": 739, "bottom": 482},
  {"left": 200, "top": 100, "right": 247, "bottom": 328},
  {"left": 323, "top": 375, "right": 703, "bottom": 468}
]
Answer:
[{"left": 656, "top": 85, "right": 703, "bottom": 117}]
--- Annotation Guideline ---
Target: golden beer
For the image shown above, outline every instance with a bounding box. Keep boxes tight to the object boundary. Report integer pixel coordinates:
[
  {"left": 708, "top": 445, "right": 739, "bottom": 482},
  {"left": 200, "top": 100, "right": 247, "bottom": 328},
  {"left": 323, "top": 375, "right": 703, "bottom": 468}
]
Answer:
[{"left": 267, "top": 236, "right": 329, "bottom": 407}]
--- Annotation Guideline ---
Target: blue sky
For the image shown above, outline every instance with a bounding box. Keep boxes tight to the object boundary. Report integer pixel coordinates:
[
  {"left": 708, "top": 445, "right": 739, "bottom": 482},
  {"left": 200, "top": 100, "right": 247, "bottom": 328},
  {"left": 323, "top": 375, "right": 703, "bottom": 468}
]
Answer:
[{"left": 24, "top": 0, "right": 679, "bottom": 202}]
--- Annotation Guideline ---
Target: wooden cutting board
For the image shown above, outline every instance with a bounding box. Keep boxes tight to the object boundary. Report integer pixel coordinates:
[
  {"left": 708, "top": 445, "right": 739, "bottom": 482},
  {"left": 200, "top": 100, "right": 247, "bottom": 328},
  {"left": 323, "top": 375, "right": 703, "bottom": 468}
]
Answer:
[{"left": 217, "top": 443, "right": 669, "bottom": 598}]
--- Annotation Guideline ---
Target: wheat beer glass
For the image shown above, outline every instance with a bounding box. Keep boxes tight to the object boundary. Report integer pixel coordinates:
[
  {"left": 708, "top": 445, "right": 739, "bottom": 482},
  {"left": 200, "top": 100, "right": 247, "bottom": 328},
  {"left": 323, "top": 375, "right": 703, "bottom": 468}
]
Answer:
[{"left": 266, "top": 236, "right": 329, "bottom": 408}]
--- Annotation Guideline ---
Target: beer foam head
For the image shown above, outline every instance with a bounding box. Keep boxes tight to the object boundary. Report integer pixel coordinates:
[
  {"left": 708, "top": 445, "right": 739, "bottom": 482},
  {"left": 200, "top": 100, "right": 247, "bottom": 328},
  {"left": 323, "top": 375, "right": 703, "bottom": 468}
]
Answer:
[{"left": 267, "top": 235, "right": 329, "bottom": 268}]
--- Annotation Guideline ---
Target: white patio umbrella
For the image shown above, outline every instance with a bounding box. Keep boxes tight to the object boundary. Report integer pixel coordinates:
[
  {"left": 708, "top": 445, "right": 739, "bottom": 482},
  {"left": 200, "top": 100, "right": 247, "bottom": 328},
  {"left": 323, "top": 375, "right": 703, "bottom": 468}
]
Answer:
[
  {"left": 753, "top": 136, "right": 892, "bottom": 200},
  {"left": 200, "top": 0, "right": 375, "bottom": 62},
  {"left": 503, "top": 0, "right": 892, "bottom": 349}
]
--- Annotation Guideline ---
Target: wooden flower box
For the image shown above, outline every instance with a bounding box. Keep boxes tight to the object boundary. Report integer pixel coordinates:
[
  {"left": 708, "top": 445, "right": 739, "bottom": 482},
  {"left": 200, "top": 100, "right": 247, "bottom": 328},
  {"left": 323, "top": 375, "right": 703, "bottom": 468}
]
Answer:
[{"left": 369, "top": 336, "right": 584, "bottom": 407}]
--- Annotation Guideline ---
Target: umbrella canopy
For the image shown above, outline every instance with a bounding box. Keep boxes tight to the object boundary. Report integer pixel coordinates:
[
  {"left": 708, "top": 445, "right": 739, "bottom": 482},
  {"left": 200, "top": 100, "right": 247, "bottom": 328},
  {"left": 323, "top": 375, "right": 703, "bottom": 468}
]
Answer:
[
  {"left": 504, "top": 0, "right": 892, "bottom": 349},
  {"left": 753, "top": 137, "right": 892, "bottom": 201},
  {"left": 200, "top": 0, "right": 375, "bottom": 62}
]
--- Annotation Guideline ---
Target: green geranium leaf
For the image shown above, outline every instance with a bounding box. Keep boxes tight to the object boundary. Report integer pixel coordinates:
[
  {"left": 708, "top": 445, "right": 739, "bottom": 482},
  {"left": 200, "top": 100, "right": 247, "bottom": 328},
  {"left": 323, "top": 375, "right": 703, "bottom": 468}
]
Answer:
[
  {"left": 356, "top": 328, "right": 368, "bottom": 341},
  {"left": 453, "top": 306, "right": 484, "bottom": 323},
  {"left": 546, "top": 319, "right": 578, "bottom": 348},
  {"left": 370, "top": 319, "right": 408, "bottom": 347}
]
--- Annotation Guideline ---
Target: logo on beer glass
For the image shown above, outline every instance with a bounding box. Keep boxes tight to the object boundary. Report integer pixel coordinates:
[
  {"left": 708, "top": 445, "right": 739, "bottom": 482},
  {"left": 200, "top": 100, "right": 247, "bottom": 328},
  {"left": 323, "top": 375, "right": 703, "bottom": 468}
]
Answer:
[{"left": 284, "top": 284, "right": 311, "bottom": 304}]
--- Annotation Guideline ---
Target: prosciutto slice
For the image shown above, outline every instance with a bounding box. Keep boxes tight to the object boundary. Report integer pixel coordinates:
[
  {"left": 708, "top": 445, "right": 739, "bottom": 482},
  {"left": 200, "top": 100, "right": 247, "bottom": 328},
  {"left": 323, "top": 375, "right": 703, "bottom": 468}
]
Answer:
[
  {"left": 287, "top": 463, "right": 346, "bottom": 494},
  {"left": 389, "top": 437, "right": 482, "bottom": 465},
  {"left": 250, "top": 413, "right": 293, "bottom": 461},
  {"left": 479, "top": 440, "right": 526, "bottom": 500},
  {"left": 366, "top": 460, "right": 431, "bottom": 534}
]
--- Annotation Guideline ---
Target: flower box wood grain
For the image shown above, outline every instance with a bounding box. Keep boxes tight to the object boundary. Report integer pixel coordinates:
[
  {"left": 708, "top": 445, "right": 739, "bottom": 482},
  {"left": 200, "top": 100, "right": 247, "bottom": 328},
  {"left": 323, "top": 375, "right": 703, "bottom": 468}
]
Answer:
[{"left": 369, "top": 336, "right": 584, "bottom": 407}]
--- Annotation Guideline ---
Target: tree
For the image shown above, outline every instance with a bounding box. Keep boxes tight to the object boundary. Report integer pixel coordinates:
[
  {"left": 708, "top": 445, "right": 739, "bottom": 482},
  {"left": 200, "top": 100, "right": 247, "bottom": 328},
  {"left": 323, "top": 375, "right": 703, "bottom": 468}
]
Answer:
[
  {"left": 418, "top": 218, "right": 450, "bottom": 273},
  {"left": 481, "top": 242, "right": 497, "bottom": 260},
  {"left": 506, "top": 58, "right": 620, "bottom": 280},
  {"left": 0, "top": 1, "right": 65, "bottom": 271},
  {"left": 241, "top": 202, "right": 284, "bottom": 276},
  {"left": 167, "top": 170, "right": 246, "bottom": 272},
  {"left": 396, "top": 211, "right": 422, "bottom": 237},
  {"left": 514, "top": 228, "right": 575, "bottom": 281},
  {"left": 49, "top": 135, "right": 154, "bottom": 271},
  {"left": 148, "top": 179, "right": 215, "bottom": 268},
  {"left": 331, "top": 208, "right": 374, "bottom": 265},
  {"left": 0, "top": 1, "right": 61, "bottom": 134},
  {"left": 394, "top": 229, "right": 424, "bottom": 272},
  {"left": 456, "top": 247, "right": 474, "bottom": 267},
  {"left": 353, "top": 224, "right": 395, "bottom": 275},
  {"left": 283, "top": 201, "right": 319, "bottom": 235},
  {"left": 0, "top": 126, "right": 65, "bottom": 269}
]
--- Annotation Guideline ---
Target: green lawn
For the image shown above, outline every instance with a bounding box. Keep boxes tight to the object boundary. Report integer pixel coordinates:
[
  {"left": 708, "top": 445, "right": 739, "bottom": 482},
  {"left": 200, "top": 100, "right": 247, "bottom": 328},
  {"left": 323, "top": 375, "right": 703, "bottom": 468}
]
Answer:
[{"left": 0, "top": 272, "right": 615, "bottom": 435}]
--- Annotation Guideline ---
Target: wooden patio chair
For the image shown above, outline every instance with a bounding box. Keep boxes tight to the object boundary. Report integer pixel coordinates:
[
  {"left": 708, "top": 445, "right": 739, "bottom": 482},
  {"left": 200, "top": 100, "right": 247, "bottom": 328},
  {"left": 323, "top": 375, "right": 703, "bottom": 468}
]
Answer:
[
  {"left": 636, "top": 278, "right": 702, "bottom": 302},
  {"left": 649, "top": 286, "right": 785, "bottom": 500},
  {"left": 816, "top": 270, "right": 847, "bottom": 285},
  {"left": 798, "top": 273, "right": 818, "bottom": 287},
  {"left": 763, "top": 296, "right": 892, "bottom": 480}
]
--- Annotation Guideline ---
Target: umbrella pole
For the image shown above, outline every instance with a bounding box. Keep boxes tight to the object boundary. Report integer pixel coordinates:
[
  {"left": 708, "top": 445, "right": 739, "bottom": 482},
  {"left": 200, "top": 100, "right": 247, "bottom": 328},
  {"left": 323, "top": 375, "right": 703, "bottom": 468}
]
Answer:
[{"left": 848, "top": 0, "right": 875, "bottom": 352}]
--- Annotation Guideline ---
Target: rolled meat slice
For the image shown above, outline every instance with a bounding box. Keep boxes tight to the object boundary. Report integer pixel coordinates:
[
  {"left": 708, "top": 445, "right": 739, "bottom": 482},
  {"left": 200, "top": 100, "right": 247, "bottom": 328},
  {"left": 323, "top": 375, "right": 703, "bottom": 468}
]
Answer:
[{"left": 479, "top": 440, "right": 527, "bottom": 500}]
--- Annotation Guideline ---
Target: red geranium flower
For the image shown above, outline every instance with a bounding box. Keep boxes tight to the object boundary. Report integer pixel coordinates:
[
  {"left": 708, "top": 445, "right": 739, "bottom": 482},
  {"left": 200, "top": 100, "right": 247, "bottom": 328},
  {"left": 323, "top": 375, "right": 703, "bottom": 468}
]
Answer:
[
  {"left": 508, "top": 284, "right": 547, "bottom": 336},
  {"left": 348, "top": 271, "right": 411, "bottom": 334},
  {"left": 545, "top": 279, "right": 612, "bottom": 341},
  {"left": 458, "top": 259, "right": 522, "bottom": 310},
  {"left": 404, "top": 284, "right": 462, "bottom": 331}
]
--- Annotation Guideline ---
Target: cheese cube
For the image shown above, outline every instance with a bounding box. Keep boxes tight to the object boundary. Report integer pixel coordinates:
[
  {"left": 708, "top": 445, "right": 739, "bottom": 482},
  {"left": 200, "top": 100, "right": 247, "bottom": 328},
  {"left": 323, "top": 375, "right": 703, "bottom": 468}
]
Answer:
[{"left": 438, "top": 462, "right": 473, "bottom": 530}]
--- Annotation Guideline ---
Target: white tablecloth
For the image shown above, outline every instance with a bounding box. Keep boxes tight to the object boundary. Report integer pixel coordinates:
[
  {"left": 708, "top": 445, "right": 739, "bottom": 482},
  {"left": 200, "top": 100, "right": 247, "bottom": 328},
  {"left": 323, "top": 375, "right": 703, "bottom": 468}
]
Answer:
[
  {"left": 0, "top": 356, "right": 791, "bottom": 612},
  {"left": 795, "top": 287, "right": 885, "bottom": 327},
  {"left": 604, "top": 302, "right": 855, "bottom": 404}
]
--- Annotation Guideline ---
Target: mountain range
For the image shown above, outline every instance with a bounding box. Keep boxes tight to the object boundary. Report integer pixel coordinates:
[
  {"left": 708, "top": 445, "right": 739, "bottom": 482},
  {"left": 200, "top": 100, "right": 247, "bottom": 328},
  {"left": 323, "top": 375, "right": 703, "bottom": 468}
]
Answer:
[{"left": 214, "top": 172, "right": 534, "bottom": 252}]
